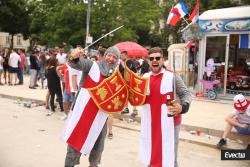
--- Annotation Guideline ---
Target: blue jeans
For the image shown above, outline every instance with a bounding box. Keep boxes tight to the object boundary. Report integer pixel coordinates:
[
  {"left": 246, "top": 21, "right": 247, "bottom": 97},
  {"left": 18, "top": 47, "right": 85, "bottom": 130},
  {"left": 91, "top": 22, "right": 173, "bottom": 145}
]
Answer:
[
  {"left": 235, "top": 124, "right": 250, "bottom": 135},
  {"left": 39, "top": 71, "right": 46, "bottom": 88},
  {"left": 17, "top": 68, "right": 24, "bottom": 84}
]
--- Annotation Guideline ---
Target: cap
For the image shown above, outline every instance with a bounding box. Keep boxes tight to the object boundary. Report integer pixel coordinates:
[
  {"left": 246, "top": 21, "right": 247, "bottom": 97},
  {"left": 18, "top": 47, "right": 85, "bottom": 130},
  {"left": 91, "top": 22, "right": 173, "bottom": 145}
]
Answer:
[{"left": 233, "top": 94, "right": 250, "bottom": 111}]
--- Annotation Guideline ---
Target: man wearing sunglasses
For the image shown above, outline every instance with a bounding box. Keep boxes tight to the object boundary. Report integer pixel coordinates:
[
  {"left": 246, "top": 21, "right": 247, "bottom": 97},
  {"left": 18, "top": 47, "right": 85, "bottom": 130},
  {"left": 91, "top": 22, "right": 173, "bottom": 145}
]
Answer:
[{"left": 139, "top": 47, "right": 192, "bottom": 167}]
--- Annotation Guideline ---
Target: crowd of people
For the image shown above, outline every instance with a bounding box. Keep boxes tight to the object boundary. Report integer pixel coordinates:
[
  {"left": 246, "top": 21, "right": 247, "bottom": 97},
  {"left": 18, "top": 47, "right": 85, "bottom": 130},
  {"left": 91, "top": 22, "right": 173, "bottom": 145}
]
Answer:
[{"left": 0, "top": 48, "right": 26, "bottom": 86}]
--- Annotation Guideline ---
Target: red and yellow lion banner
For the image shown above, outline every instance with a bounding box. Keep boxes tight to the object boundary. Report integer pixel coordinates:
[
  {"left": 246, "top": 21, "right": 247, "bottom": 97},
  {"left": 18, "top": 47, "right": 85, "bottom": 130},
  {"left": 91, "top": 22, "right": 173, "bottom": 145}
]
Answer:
[{"left": 88, "top": 69, "right": 128, "bottom": 113}]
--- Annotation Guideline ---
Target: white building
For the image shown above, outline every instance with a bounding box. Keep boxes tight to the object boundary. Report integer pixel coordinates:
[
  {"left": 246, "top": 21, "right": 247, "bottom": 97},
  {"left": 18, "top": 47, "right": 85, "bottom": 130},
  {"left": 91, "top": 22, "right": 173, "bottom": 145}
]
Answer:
[
  {"left": 0, "top": 32, "right": 30, "bottom": 51},
  {"left": 198, "top": 6, "right": 250, "bottom": 97}
]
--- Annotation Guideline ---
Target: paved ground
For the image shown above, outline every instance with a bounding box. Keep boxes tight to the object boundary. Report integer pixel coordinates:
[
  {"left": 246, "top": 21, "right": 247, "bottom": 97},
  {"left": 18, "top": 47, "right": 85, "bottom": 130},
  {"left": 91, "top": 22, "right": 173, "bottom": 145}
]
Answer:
[{"left": 0, "top": 97, "right": 250, "bottom": 167}]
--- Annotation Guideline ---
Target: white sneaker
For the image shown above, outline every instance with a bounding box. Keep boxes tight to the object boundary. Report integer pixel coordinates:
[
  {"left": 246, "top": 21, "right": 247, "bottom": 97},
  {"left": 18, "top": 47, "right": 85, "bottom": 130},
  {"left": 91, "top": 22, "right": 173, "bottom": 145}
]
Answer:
[
  {"left": 46, "top": 111, "right": 53, "bottom": 116},
  {"left": 61, "top": 113, "right": 68, "bottom": 120}
]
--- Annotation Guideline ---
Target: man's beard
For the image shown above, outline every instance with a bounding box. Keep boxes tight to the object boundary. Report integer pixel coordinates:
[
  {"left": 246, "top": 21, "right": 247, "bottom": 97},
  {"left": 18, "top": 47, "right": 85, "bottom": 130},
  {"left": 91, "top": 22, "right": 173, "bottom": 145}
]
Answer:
[{"left": 97, "top": 60, "right": 117, "bottom": 77}]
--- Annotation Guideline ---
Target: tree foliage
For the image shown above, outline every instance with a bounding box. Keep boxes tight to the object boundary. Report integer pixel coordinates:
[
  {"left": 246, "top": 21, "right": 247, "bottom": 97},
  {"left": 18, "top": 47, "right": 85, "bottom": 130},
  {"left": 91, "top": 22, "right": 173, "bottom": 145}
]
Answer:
[
  {"left": 26, "top": 0, "right": 161, "bottom": 48},
  {"left": 0, "top": 0, "right": 30, "bottom": 48},
  {"left": 1, "top": 0, "right": 249, "bottom": 49}
]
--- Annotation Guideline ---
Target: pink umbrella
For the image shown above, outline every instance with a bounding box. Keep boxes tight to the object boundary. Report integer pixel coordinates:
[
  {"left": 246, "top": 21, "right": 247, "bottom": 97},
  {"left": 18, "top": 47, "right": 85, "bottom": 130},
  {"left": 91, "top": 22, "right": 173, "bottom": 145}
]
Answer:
[{"left": 115, "top": 41, "right": 148, "bottom": 58}]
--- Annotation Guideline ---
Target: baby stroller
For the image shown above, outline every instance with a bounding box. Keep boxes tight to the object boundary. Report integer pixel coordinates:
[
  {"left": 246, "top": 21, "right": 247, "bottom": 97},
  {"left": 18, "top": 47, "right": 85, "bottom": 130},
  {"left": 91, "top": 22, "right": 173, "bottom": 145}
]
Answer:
[{"left": 200, "top": 79, "right": 220, "bottom": 100}]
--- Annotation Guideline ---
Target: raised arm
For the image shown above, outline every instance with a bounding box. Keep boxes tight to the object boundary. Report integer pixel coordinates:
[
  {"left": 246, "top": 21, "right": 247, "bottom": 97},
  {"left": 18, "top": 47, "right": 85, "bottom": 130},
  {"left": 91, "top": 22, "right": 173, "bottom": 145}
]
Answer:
[{"left": 67, "top": 48, "right": 93, "bottom": 73}]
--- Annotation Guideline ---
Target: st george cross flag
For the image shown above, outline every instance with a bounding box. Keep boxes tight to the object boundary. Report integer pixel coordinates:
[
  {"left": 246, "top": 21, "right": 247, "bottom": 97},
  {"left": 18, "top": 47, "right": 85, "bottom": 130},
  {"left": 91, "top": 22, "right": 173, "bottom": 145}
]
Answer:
[
  {"left": 60, "top": 63, "right": 74, "bottom": 95},
  {"left": 62, "top": 62, "right": 109, "bottom": 154},
  {"left": 188, "top": 0, "right": 199, "bottom": 23},
  {"left": 140, "top": 70, "right": 175, "bottom": 167},
  {"left": 167, "top": 1, "right": 189, "bottom": 26},
  {"left": 239, "top": 34, "right": 250, "bottom": 48}
]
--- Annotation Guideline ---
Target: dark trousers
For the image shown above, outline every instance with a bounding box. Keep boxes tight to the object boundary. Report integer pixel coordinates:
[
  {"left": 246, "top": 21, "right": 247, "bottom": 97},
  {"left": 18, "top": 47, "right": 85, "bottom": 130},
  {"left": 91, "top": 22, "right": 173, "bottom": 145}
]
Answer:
[
  {"left": 17, "top": 68, "right": 24, "bottom": 84},
  {"left": 65, "top": 121, "right": 108, "bottom": 166},
  {"left": 50, "top": 89, "right": 64, "bottom": 112}
]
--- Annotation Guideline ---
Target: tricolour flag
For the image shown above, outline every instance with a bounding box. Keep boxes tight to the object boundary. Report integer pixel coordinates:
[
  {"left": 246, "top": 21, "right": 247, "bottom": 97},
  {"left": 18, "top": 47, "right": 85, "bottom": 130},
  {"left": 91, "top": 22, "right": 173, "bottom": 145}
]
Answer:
[
  {"left": 167, "top": 1, "right": 189, "bottom": 26},
  {"left": 188, "top": 0, "right": 199, "bottom": 23},
  {"left": 167, "top": 8, "right": 181, "bottom": 26},
  {"left": 239, "top": 34, "right": 250, "bottom": 49}
]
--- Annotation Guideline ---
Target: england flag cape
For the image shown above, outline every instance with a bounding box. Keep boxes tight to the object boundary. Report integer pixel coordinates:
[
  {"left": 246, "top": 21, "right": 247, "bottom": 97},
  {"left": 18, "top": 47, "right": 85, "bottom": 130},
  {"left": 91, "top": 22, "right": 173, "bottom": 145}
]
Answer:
[
  {"left": 62, "top": 62, "right": 108, "bottom": 154},
  {"left": 63, "top": 63, "right": 75, "bottom": 95},
  {"left": 140, "top": 69, "right": 175, "bottom": 167},
  {"left": 63, "top": 63, "right": 82, "bottom": 94}
]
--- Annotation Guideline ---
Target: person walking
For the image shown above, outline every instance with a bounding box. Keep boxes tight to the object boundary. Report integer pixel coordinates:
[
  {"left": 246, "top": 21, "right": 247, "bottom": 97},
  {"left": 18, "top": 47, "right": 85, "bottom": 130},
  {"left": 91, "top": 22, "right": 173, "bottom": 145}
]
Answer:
[{"left": 139, "top": 47, "right": 191, "bottom": 167}]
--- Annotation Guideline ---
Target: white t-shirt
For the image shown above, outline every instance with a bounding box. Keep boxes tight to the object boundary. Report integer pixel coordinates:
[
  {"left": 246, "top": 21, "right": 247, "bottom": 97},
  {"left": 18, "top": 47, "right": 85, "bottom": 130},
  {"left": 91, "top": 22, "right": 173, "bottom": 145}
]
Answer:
[
  {"left": 9, "top": 52, "right": 21, "bottom": 68},
  {"left": 56, "top": 53, "right": 67, "bottom": 65},
  {"left": 0, "top": 55, "right": 3, "bottom": 70},
  {"left": 233, "top": 107, "right": 250, "bottom": 124},
  {"left": 71, "top": 68, "right": 82, "bottom": 87}
]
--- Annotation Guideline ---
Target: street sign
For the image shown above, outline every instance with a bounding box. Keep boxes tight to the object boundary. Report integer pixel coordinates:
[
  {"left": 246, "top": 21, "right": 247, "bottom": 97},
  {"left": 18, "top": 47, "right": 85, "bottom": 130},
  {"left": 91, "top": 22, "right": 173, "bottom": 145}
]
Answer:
[{"left": 86, "top": 36, "right": 93, "bottom": 44}]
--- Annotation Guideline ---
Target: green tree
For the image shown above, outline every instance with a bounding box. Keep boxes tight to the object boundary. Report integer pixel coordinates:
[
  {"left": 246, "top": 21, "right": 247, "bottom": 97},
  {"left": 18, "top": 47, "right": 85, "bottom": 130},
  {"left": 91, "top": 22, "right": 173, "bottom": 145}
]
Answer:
[
  {"left": 90, "top": 0, "right": 162, "bottom": 47},
  {"left": 0, "top": 0, "right": 31, "bottom": 49},
  {"left": 28, "top": 0, "right": 161, "bottom": 48}
]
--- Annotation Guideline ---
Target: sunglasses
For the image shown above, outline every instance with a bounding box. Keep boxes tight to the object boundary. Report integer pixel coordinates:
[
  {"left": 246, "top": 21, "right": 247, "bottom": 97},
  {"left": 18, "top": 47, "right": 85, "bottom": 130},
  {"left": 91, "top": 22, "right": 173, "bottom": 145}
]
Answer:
[{"left": 148, "top": 56, "right": 162, "bottom": 61}]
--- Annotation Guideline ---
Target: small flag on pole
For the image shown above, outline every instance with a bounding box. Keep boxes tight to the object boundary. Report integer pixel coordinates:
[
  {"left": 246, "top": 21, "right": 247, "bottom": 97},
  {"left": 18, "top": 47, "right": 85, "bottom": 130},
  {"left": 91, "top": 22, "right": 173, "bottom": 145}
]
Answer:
[
  {"left": 185, "top": 39, "right": 195, "bottom": 48},
  {"left": 188, "top": 0, "right": 199, "bottom": 23},
  {"left": 167, "top": 1, "right": 189, "bottom": 26},
  {"left": 167, "top": 8, "right": 181, "bottom": 26}
]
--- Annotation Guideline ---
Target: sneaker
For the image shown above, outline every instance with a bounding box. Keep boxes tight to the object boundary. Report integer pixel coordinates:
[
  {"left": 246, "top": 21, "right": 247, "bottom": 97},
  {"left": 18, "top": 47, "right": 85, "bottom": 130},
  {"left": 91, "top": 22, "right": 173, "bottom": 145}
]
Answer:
[
  {"left": 130, "top": 111, "right": 138, "bottom": 118},
  {"left": 108, "top": 133, "right": 113, "bottom": 139},
  {"left": 46, "top": 111, "right": 54, "bottom": 116},
  {"left": 121, "top": 108, "right": 129, "bottom": 114},
  {"left": 127, "top": 118, "right": 134, "bottom": 123},
  {"left": 216, "top": 138, "right": 227, "bottom": 149},
  {"left": 61, "top": 113, "right": 68, "bottom": 120}
]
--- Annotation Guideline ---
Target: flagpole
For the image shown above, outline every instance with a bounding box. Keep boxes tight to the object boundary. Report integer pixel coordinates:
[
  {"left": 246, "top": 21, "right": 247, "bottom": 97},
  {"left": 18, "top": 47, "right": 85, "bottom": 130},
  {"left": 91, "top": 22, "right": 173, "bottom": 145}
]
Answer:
[
  {"left": 182, "top": 17, "right": 189, "bottom": 25},
  {"left": 181, "top": 22, "right": 193, "bottom": 32}
]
